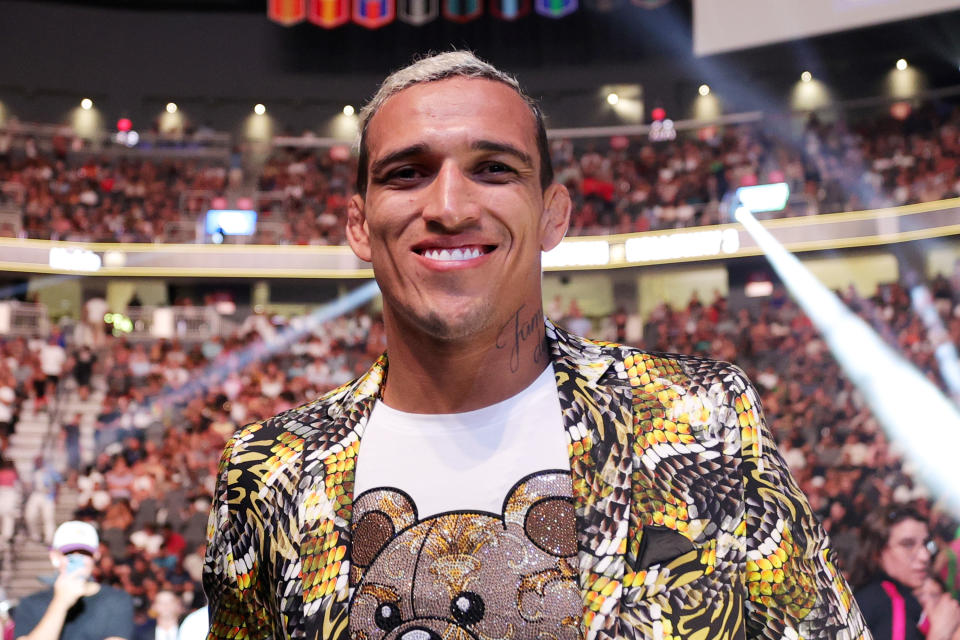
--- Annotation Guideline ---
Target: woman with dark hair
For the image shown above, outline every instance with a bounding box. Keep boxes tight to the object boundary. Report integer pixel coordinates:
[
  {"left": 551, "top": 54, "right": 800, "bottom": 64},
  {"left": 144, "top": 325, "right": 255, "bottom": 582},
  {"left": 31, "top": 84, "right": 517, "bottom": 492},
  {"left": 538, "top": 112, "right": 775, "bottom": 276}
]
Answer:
[{"left": 853, "top": 503, "right": 960, "bottom": 640}]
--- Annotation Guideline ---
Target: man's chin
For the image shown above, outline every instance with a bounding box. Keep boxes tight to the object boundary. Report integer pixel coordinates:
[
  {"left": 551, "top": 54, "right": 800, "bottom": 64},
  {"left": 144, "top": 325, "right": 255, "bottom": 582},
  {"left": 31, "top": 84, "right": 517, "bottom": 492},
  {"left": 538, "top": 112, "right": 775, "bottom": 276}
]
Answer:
[{"left": 406, "top": 305, "right": 493, "bottom": 343}]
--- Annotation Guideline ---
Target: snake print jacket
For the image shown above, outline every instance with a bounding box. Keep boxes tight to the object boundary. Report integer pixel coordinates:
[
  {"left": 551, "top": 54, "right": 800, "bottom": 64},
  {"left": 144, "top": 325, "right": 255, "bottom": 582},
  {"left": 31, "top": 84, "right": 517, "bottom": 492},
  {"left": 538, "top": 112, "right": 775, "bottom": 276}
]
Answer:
[{"left": 203, "top": 321, "right": 870, "bottom": 640}]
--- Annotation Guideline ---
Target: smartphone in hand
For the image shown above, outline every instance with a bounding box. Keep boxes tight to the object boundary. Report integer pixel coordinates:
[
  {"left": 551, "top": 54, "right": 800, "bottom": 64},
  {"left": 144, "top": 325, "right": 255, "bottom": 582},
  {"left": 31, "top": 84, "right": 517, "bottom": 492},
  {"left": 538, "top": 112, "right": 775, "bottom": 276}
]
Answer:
[{"left": 64, "top": 553, "right": 88, "bottom": 576}]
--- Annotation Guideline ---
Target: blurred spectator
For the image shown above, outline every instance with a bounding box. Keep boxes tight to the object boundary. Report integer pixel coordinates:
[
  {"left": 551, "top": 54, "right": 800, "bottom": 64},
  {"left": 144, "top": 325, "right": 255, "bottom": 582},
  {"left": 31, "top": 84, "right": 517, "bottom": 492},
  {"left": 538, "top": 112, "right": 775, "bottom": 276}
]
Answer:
[
  {"left": 24, "top": 457, "right": 60, "bottom": 544},
  {"left": 854, "top": 504, "right": 960, "bottom": 640},
  {"left": 62, "top": 414, "right": 82, "bottom": 474},
  {"left": 0, "top": 457, "right": 20, "bottom": 545},
  {"left": 13, "top": 521, "right": 134, "bottom": 640},
  {"left": 38, "top": 334, "right": 66, "bottom": 407},
  {"left": 71, "top": 346, "right": 96, "bottom": 397},
  {"left": 133, "top": 589, "right": 182, "bottom": 640}
]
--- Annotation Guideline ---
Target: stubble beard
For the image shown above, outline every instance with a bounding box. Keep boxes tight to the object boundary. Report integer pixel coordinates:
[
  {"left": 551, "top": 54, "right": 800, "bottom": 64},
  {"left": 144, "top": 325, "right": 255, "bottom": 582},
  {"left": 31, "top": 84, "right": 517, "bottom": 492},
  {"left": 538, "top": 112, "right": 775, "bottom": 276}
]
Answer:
[{"left": 400, "top": 295, "right": 495, "bottom": 343}]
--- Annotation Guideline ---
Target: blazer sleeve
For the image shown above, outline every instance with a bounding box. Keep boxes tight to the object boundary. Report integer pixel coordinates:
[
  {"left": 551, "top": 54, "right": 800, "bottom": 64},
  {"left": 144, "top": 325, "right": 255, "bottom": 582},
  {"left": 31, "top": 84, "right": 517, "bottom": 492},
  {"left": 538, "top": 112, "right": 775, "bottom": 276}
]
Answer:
[
  {"left": 203, "top": 435, "right": 272, "bottom": 640},
  {"left": 724, "top": 365, "right": 871, "bottom": 640}
]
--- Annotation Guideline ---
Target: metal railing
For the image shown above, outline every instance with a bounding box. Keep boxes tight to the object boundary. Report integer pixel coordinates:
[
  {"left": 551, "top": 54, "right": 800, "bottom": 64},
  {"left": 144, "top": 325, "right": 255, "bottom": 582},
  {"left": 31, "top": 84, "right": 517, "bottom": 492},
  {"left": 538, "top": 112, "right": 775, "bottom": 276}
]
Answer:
[
  {"left": 118, "top": 305, "right": 231, "bottom": 342},
  {"left": 0, "top": 302, "right": 49, "bottom": 337}
]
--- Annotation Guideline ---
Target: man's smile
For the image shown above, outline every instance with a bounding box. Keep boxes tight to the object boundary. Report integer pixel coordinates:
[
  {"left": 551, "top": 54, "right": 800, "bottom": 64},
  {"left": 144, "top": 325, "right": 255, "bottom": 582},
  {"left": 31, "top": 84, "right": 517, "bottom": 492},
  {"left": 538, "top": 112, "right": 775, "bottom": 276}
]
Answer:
[{"left": 412, "top": 242, "right": 497, "bottom": 268}]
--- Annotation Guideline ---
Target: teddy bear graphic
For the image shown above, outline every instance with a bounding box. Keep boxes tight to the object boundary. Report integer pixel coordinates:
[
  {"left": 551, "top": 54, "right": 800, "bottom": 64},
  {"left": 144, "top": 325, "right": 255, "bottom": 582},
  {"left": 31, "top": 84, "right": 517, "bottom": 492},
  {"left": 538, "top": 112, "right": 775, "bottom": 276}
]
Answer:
[{"left": 348, "top": 471, "right": 583, "bottom": 640}]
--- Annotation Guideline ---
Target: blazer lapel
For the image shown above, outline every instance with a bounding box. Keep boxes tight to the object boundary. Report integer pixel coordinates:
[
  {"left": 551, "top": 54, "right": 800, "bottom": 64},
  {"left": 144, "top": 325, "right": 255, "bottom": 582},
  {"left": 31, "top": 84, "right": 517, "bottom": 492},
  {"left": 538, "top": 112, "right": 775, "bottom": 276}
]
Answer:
[
  {"left": 300, "top": 356, "right": 386, "bottom": 639},
  {"left": 547, "top": 322, "right": 635, "bottom": 640}
]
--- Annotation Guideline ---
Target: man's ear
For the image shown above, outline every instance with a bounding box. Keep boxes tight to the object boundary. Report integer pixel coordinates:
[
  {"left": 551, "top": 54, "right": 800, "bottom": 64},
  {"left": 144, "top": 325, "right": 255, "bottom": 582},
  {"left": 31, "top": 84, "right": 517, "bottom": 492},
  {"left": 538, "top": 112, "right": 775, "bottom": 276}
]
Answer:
[
  {"left": 540, "top": 183, "right": 572, "bottom": 252},
  {"left": 346, "top": 194, "right": 372, "bottom": 263}
]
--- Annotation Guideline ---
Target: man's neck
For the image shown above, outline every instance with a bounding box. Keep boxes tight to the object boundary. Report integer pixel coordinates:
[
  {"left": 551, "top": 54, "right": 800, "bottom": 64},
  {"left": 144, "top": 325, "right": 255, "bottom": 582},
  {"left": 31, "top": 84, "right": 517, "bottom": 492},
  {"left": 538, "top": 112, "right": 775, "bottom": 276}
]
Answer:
[{"left": 381, "top": 305, "right": 550, "bottom": 413}]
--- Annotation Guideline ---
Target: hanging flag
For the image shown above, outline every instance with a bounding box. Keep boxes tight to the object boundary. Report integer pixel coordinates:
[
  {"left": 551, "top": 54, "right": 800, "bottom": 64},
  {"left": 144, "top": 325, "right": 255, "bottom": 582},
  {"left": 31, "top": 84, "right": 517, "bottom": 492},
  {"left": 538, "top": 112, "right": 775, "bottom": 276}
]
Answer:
[
  {"left": 268, "top": 0, "right": 307, "bottom": 24},
  {"left": 397, "top": 0, "right": 439, "bottom": 25},
  {"left": 353, "top": 0, "right": 396, "bottom": 28},
  {"left": 535, "top": 0, "right": 576, "bottom": 17},
  {"left": 490, "top": 0, "right": 530, "bottom": 20},
  {"left": 443, "top": 0, "right": 482, "bottom": 22},
  {"left": 309, "top": 0, "right": 350, "bottom": 27}
]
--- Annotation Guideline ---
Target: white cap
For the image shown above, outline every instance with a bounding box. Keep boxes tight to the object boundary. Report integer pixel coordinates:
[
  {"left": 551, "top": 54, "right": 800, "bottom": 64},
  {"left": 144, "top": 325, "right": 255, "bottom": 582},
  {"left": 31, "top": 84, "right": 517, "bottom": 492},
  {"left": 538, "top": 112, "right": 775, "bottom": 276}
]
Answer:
[{"left": 51, "top": 521, "right": 99, "bottom": 554}]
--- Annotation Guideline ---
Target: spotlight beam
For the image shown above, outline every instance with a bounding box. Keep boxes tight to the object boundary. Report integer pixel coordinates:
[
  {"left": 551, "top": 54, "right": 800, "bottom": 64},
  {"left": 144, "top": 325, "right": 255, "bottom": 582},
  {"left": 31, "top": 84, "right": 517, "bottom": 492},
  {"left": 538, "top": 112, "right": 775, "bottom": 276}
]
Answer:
[{"left": 735, "top": 206, "right": 960, "bottom": 516}]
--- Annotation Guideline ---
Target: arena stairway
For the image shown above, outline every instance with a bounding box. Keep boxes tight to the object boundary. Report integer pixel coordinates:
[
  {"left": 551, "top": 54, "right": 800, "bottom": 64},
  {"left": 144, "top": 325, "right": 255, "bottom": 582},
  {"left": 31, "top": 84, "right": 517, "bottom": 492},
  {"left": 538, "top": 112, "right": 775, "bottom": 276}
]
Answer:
[
  {"left": 2, "top": 380, "right": 99, "bottom": 603},
  {"left": 5, "top": 402, "right": 52, "bottom": 480}
]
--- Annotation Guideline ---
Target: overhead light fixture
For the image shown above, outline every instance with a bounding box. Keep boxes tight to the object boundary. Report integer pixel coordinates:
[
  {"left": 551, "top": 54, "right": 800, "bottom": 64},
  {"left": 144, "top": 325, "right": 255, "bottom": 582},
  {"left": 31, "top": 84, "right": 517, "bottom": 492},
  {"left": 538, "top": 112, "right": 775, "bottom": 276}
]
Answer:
[
  {"left": 166, "top": 102, "right": 178, "bottom": 114},
  {"left": 800, "top": 71, "right": 812, "bottom": 83},
  {"left": 698, "top": 84, "right": 710, "bottom": 96},
  {"left": 606, "top": 93, "right": 619, "bottom": 105},
  {"left": 254, "top": 103, "right": 266, "bottom": 115},
  {"left": 343, "top": 105, "right": 355, "bottom": 116},
  {"left": 80, "top": 98, "right": 93, "bottom": 110},
  {"left": 896, "top": 58, "right": 908, "bottom": 71}
]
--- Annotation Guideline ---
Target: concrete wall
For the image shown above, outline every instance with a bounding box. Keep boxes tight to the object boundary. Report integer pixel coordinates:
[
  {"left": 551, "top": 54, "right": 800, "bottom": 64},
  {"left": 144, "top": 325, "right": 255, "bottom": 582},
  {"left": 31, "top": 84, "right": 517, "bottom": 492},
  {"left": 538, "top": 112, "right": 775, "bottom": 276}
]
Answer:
[
  {"left": 636, "top": 264, "right": 728, "bottom": 319},
  {"left": 799, "top": 252, "right": 899, "bottom": 296}
]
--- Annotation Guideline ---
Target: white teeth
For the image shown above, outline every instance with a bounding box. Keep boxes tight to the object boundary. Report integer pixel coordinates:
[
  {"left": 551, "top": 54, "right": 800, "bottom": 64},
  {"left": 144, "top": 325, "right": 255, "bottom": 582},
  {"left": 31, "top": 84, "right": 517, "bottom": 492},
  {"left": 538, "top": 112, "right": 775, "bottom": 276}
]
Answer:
[{"left": 423, "top": 247, "right": 484, "bottom": 262}]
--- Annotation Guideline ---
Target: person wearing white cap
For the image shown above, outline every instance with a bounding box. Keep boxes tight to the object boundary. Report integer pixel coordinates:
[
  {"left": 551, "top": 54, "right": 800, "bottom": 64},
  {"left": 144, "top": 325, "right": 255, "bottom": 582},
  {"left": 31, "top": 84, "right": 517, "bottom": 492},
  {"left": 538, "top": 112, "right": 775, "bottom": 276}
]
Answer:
[{"left": 13, "top": 521, "right": 133, "bottom": 640}]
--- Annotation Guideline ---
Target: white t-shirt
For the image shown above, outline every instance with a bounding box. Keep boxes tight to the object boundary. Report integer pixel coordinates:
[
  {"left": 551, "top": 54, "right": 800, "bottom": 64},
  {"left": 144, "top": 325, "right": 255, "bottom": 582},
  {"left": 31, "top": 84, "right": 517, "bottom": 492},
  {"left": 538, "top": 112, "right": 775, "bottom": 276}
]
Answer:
[
  {"left": 350, "top": 365, "right": 581, "bottom": 640},
  {"left": 354, "top": 364, "right": 569, "bottom": 517},
  {"left": 39, "top": 343, "right": 66, "bottom": 376}
]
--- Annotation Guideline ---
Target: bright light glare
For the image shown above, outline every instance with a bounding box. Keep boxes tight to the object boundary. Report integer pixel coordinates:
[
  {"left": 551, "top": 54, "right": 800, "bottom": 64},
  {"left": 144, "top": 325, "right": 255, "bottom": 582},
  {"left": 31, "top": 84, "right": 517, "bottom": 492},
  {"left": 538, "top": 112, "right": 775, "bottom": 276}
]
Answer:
[
  {"left": 254, "top": 103, "right": 266, "bottom": 115},
  {"left": 343, "top": 105, "right": 355, "bottom": 116},
  {"left": 80, "top": 98, "right": 93, "bottom": 110},
  {"left": 166, "top": 102, "right": 178, "bottom": 114},
  {"left": 606, "top": 93, "right": 619, "bottom": 106},
  {"left": 735, "top": 205, "right": 960, "bottom": 516},
  {"left": 896, "top": 58, "right": 908, "bottom": 71},
  {"left": 698, "top": 84, "right": 710, "bottom": 96},
  {"left": 735, "top": 182, "right": 790, "bottom": 213},
  {"left": 800, "top": 71, "right": 812, "bottom": 83}
]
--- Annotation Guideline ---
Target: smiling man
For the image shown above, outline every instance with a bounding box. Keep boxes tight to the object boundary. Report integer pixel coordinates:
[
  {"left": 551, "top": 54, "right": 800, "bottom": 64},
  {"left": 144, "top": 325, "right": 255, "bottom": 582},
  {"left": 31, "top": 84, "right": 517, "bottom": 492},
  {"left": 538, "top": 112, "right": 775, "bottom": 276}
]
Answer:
[{"left": 203, "top": 52, "right": 869, "bottom": 640}]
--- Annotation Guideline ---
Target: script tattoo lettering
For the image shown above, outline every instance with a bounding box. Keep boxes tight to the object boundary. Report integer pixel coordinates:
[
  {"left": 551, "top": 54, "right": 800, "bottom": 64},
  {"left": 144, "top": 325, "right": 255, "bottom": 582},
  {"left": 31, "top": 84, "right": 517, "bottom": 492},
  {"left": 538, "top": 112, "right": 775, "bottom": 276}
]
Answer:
[{"left": 496, "top": 305, "right": 545, "bottom": 373}]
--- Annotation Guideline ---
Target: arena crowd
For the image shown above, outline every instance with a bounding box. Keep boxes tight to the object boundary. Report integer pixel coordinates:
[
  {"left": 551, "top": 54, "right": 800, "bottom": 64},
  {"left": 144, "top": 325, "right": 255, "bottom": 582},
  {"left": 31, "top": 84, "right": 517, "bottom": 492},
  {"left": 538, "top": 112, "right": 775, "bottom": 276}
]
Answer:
[
  {"left": 1, "top": 100, "right": 960, "bottom": 634},
  {"left": 2, "top": 102, "right": 960, "bottom": 243},
  {"left": 1, "top": 265, "right": 959, "bottom": 625}
]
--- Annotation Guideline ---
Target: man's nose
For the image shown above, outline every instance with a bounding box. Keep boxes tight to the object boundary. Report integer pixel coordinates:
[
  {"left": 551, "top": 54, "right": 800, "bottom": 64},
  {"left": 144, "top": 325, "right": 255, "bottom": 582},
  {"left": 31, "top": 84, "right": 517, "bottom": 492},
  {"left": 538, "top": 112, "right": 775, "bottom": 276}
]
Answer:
[{"left": 421, "top": 161, "right": 480, "bottom": 230}]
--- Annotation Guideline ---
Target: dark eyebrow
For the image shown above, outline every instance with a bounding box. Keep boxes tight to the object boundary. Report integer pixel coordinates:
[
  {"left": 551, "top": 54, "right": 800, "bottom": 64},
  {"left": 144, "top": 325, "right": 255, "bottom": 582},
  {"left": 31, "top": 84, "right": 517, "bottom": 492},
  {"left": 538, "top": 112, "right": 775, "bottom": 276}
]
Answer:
[
  {"left": 368, "top": 140, "right": 534, "bottom": 178},
  {"left": 369, "top": 143, "right": 430, "bottom": 178},
  {"left": 470, "top": 140, "right": 533, "bottom": 168}
]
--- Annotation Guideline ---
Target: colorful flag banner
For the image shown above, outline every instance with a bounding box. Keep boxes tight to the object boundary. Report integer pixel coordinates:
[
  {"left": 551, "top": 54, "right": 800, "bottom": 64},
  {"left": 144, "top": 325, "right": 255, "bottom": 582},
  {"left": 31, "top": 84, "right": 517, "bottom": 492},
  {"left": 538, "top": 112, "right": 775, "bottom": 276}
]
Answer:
[
  {"left": 268, "top": 0, "right": 307, "bottom": 24},
  {"left": 443, "top": 0, "right": 482, "bottom": 22},
  {"left": 309, "top": 0, "right": 351, "bottom": 27},
  {"left": 490, "top": 0, "right": 530, "bottom": 20},
  {"left": 535, "top": 0, "right": 576, "bottom": 17},
  {"left": 397, "top": 0, "right": 439, "bottom": 25},
  {"left": 353, "top": 0, "right": 396, "bottom": 28}
]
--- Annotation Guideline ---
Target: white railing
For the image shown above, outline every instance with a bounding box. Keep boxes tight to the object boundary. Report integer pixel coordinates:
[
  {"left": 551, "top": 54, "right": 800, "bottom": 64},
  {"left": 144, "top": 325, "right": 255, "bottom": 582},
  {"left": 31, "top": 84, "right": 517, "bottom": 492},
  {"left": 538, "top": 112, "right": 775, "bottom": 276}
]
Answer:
[
  {"left": 0, "top": 301, "right": 49, "bottom": 337},
  {"left": 119, "top": 306, "right": 229, "bottom": 342}
]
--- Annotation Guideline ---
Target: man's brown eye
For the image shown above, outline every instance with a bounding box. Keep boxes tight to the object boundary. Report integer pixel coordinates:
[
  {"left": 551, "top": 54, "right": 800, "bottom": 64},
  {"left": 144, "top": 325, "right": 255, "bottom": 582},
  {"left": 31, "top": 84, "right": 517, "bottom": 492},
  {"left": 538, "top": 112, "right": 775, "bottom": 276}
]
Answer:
[
  {"left": 479, "top": 163, "right": 515, "bottom": 176},
  {"left": 391, "top": 168, "right": 419, "bottom": 180}
]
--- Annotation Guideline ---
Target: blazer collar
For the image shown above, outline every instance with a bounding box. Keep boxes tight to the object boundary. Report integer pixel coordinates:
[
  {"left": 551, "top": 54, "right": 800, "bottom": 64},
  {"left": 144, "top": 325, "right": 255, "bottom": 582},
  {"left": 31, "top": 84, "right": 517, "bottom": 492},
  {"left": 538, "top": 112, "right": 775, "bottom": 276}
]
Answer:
[{"left": 547, "top": 320, "right": 634, "bottom": 640}]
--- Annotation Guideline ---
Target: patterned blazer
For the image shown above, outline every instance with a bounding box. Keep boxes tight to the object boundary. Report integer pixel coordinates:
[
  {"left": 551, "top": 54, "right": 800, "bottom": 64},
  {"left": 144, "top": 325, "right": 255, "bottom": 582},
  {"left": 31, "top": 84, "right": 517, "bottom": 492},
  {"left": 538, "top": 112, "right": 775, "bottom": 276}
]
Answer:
[{"left": 204, "top": 322, "right": 869, "bottom": 640}]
